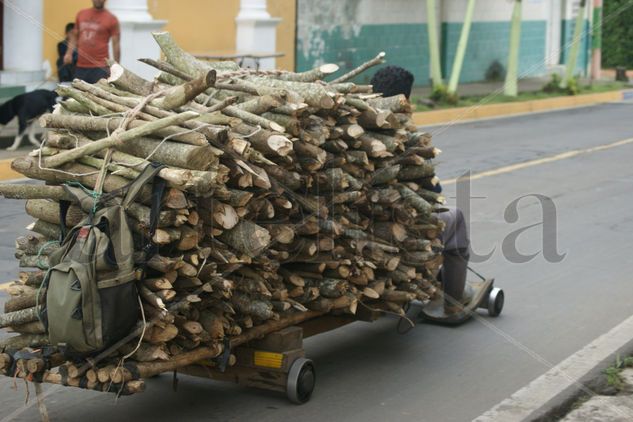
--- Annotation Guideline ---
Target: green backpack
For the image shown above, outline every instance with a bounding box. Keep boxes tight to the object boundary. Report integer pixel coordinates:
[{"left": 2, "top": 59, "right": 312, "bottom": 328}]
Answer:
[{"left": 39, "top": 164, "right": 165, "bottom": 356}]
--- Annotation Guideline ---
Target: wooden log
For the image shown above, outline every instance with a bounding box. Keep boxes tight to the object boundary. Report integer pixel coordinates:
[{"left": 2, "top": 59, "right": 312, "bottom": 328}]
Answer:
[
  {"left": 8, "top": 321, "right": 45, "bottom": 335},
  {"left": 11, "top": 158, "right": 154, "bottom": 203},
  {"left": 143, "top": 323, "right": 179, "bottom": 344},
  {"left": 233, "top": 124, "right": 293, "bottom": 157},
  {"left": 120, "top": 343, "right": 170, "bottom": 362},
  {"left": 131, "top": 345, "right": 224, "bottom": 378},
  {"left": 153, "top": 31, "right": 239, "bottom": 76},
  {"left": 367, "top": 95, "right": 412, "bottom": 113},
  {"left": 0, "top": 306, "right": 39, "bottom": 329},
  {"left": 40, "top": 113, "right": 207, "bottom": 146},
  {"left": 107, "top": 63, "right": 155, "bottom": 95},
  {"left": 398, "top": 185, "right": 434, "bottom": 218},
  {"left": 276, "top": 63, "right": 339, "bottom": 82},
  {"left": 19, "top": 270, "right": 45, "bottom": 287},
  {"left": 0, "top": 333, "right": 48, "bottom": 350},
  {"left": 330, "top": 52, "right": 386, "bottom": 84},
  {"left": 40, "top": 110, "right": 200, "bottom": 169},
  {"left": 27, "top": 220, "right": 61, "bottom": 240},
  {"left": 75, "top": 80, "right": 232, "bottom": 143},
  {"left": 247, "top": 77, "right": 336, "bottom": 109},
  {"left": 109, "top": 136, "right": 219, "bottom": 171},
  {"left": 218, "top": 220, "right": 271, "bottom": 256},
  {"left": 4, "top": 293, "right": 37, "bottom": 313},
  {"left": 153, "top": 70, "right": 216, "bottom": 110},
  {"left": 25, "top": 199, "right": 83, "bottom": 227},
  {"left": 397, "top": 163, "right": 436, "bottom": 181}
]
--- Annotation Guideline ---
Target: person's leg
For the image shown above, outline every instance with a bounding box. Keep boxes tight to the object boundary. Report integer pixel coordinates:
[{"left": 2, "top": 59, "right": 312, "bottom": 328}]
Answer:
[{"left": 437, "top": 207, "right": 470, "bottom": 309}]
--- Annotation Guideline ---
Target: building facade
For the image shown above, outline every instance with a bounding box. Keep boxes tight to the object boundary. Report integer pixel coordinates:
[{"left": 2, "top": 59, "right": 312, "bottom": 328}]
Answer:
[
  {"left": 295, "top": 0, "right": 593, "bottom": 86},
  {"left": 0, "top": 0, "right": 592, "bottom": 94}
]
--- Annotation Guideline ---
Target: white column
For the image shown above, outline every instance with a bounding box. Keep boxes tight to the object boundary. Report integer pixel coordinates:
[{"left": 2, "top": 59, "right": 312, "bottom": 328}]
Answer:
[
  {"left": 235, "top": 0, "right": 281, "bottom": 70},
  {"left": 107, "top": 0, "right": 166, "bottom": 80},
  {"left": 1, "top": 0, "right": 46, "bottom": 88}
]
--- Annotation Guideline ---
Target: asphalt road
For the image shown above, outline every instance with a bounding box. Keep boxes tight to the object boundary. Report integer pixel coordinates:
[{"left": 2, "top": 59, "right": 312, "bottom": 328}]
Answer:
[{"left": 2, "top": 102, "right": 633, "bottom": 421}]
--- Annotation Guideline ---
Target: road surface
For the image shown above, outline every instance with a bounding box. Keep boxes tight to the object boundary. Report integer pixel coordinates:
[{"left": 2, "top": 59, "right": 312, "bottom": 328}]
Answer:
[{"left": 2, "top": 102, "right": 633, "bottom": 421}]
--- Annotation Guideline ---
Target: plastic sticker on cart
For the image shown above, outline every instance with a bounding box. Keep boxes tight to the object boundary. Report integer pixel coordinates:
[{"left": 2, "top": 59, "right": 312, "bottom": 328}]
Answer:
[{"left": 253, "top": 351, "right": 284, "bottom": 369}]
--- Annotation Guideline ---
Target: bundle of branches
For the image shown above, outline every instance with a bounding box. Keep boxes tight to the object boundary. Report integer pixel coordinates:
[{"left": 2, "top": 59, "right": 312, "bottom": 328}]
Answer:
[{"left": 0, "top": 32, "right": 446, "bottom": 394}]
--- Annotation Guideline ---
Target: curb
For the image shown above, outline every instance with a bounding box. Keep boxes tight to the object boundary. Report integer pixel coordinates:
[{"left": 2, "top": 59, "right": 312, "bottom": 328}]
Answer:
[
  {"left": 412, "top": 89, "right": 633, "bottom": 127},
  {"left": 473, "top": 313, "right": 633, "bottom": 422},
  {"left": 0, "top": 158, "right": 22, "bottom": 182}
]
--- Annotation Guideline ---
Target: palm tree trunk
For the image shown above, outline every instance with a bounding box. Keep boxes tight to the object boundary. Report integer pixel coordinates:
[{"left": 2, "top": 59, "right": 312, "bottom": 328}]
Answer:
[
  {"left": 426, "top": 0, "right": 443, "bottom": 90},
  {"left": 561, "top": 0, "right": 588, "bottom": 88},
  {"left": 447, "top": 0, "right": 477, "bottom": 95},
  {"left": 504, "top": 0, "right": 523, "bottom": 97}
]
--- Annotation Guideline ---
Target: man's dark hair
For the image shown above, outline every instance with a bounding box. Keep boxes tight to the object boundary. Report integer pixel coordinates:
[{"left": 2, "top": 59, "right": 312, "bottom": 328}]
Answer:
[
  {"left": 370, "top": 66, "right": 415, "bottom": 99},
  {"left": 65, "top": 22, "right": 75, "bottom": 34}
]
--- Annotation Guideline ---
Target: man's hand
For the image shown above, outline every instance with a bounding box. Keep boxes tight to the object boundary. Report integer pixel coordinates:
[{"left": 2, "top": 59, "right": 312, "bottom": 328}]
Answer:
[{"left": 63, "top": 51, "right": 73, "bottom": 66}]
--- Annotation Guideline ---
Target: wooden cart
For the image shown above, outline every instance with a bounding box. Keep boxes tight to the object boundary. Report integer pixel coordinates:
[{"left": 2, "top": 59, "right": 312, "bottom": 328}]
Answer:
[{"left": 179, "top": 305, "right": 384, "bottom": 404}]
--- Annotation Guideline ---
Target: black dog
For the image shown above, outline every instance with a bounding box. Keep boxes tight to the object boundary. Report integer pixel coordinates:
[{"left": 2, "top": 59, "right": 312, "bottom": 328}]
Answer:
[{"left": 0, "top": 89, "right": 58, "bottom": 151}]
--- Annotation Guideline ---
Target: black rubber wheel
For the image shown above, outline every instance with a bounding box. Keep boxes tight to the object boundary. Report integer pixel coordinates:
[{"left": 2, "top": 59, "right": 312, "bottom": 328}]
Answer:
[
  {"left": 487, "top": 287, "right": 504, "bottom": 317},
  {"left": 286, "top": 358, "right": 316, "bottom": 404}
]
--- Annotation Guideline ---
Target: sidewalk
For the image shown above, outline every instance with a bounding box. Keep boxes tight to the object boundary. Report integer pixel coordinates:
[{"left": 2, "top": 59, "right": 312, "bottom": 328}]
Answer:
[
  {"left": 411, "top": 76, "right": 551, "bottom": 99},
  {"left": 559, "top": 368, "right": 633, "bottom": 421}
]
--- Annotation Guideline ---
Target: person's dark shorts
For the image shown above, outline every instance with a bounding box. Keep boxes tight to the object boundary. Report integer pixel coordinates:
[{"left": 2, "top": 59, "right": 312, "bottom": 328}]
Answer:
[{"left": 74, "top": 67, "right": 109, "bottom": 84}]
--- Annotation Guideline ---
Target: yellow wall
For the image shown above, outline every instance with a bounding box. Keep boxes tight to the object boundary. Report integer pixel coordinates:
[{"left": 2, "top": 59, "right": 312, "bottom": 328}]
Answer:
[
  {"left": 268, "top": 0, "right": 296, "bottom": 71},
  {"left": 42, "top": 0, "right": 296, "bottom": 76},
  {"left": 43, "top": 0, "right": 81, "bottom": 73}
]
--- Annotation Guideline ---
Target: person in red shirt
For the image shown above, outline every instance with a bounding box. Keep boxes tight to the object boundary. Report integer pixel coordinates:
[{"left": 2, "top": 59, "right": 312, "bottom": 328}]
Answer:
[{"left": 63, "top": 0, "right": 120, "bottom": 84}]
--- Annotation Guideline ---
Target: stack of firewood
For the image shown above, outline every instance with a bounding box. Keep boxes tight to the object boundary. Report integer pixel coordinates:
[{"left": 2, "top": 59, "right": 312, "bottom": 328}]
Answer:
[{"left": 0, "top": 32, "right": 444, "bottom": 393}]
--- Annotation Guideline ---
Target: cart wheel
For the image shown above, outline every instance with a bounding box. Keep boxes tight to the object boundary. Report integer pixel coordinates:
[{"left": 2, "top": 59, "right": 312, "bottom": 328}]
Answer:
[
  {"left": 286, "top": 358, "right": 315, "bottom": 404},
  {"left": 487, "top": 287, "right": 504, "bottom": 317}
]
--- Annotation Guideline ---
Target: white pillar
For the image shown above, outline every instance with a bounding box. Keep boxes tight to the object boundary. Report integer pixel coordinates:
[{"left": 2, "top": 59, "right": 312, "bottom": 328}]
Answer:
[
  {"left": 235, "top": 0, "right": 281, "bottom": 70},
  {"left": 1, "top": 0, "right": 46, "bottom": 88},
  {"left": 107, "top": 0, "right": 166, "bottom": 80}
]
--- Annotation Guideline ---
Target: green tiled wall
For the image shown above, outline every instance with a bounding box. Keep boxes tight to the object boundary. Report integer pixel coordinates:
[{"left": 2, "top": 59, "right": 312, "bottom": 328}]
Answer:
[
  {"left": 441, "top": 20, "right": 547, "bottom": 84},
  {"left": 296, "top": 24, "right": 430, "bottom": 86},
  {"left": 560, "top": 19, "right": 591, "bottom": 75}
]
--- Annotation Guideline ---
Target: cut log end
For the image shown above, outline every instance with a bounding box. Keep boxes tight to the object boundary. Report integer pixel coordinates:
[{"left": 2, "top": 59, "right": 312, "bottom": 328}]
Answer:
[{"left": 320, "top": 63, "right": 340, "bottom": 74}]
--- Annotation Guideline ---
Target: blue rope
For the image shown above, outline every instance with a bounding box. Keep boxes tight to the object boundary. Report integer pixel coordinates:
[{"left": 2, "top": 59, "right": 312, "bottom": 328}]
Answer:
[{"left": 65, "top": 181, "right": 102, "bottom": 214}]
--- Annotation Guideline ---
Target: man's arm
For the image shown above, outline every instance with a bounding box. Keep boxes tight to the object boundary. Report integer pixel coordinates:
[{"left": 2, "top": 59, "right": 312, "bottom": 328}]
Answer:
[
  {"left": 63, "top": 27, "right": 78, "bottom": 65},
  {"left": 112, "top": 33, "right": 121, "bottom": 63}
]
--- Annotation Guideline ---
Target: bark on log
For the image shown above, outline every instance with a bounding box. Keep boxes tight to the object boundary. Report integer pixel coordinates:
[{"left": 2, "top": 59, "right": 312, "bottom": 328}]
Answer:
[
  {"left": 0, "top": 334, "right": 48, "bottom": 350},
  {"left": 153, "top": 70, "right": 216, "bottom": 110},
  {"left": 108, "top": 63, "right": 155, "bottom": 96},
  {"left": 40, "top": 113, "right": 207, "bottom": 146},
  {"left": 330, "top": 52, "right": 386, "bottom": 84},
  {"left": 40, "top": 111, "right": 200, "bottom": 168},
  {"left": 219, "top": 220, "right": 271, "bottom": 257},
  {"left": 4, "top": 293, "right": 37, "bottom": 313}
]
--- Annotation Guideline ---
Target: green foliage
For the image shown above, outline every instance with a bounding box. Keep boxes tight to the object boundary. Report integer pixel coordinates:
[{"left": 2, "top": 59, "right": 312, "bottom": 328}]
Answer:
[
  {"left": 602, "top": 0, "right": 633, "bottom": 69},
  {"left": 542, "top": 73, "right": 579, "bottom": 96},
  {"left": 604, "top": 354, "right": 633, "bottom": 389},
  {"left": 430, "top": 84, "right": 459, "bottom": 105}
]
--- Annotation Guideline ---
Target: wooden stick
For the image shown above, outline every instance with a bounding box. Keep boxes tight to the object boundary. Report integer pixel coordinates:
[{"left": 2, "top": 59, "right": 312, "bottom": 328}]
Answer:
[
  {"left": 330, "top": 52, "right": 386, "bottom": 84},
  {"left": 41, "top": 110, "right": 200, "bottom": 168}
]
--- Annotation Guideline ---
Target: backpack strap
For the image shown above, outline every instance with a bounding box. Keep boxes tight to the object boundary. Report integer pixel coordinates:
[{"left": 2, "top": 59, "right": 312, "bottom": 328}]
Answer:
[
  {"left": 121, "top": 163, "right": 165, "bottom": 210},
  {"left": 123, "top": 163, "right": 166, "bottom": 260},
  {"left": 58, "top": 200, "right": 71, "bottom": 241}
]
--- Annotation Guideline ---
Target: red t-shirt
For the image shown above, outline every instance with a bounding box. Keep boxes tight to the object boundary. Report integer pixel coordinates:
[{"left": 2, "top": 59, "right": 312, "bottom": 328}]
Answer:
[{"left": 75, "top": 8, "right": 120, "bottom": 68}]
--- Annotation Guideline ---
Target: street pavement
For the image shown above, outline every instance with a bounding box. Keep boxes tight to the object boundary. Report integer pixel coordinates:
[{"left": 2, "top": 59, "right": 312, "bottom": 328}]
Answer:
[{"left": 2, "top": 102, "right": 633, "bottom": 421}]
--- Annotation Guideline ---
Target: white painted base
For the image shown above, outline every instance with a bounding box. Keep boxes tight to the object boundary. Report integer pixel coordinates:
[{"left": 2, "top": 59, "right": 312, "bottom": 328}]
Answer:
[
  {"left": 236, "top": 17, "right": 281, "bottom": 70},
  {"left": 116, "top": 20, "right": 166, "bottom": 80},
  {"left": 0, "top": 70, "right": 46, "bottom": 87}
]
